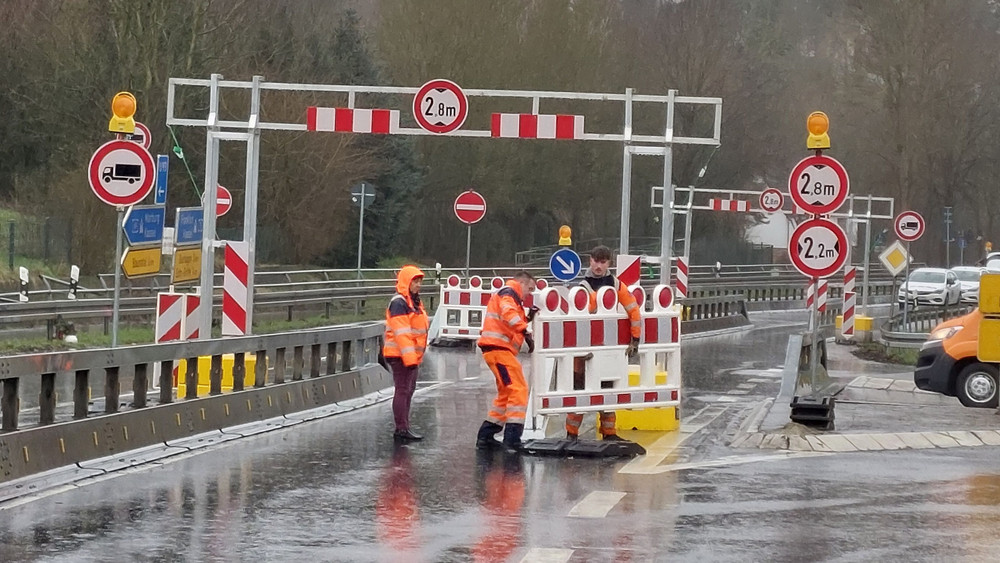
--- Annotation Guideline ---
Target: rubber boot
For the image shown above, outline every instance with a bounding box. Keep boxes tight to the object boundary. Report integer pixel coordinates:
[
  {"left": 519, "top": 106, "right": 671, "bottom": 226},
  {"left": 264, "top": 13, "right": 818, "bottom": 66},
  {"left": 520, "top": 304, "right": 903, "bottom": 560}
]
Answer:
[
  {"left": 476, "top": 421, "right": 503, "bottom": 449},
  {"left": 503, "top": 423, "right": 524, "bottom": 453}
]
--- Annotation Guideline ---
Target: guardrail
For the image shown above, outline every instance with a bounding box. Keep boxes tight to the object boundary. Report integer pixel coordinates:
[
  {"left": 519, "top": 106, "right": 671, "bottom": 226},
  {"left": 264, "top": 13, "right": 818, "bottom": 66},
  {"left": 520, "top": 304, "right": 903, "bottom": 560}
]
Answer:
[
  {"left": 0, "top": 322, "right": 388, "bottom": 483},
  {"left": 880, "top": 304, "right": 976, "bottom": 348}
]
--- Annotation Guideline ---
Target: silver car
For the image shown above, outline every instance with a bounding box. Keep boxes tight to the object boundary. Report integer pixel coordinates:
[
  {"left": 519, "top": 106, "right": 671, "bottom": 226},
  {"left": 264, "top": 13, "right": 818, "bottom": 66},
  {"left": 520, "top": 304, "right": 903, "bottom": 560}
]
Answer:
[
  {"left": 951, "top": 266, "right": 984, "bottom": 304},
  {"left": 897, "top": 267, "right": 962, "bottom": 306}
]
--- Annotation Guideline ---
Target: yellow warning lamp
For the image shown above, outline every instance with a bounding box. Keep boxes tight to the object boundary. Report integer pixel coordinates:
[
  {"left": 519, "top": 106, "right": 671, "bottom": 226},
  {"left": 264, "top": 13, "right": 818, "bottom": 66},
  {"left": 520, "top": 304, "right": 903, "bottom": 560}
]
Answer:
[
  {"left": 558, "top": 225, "right": 572, "bottom": 246},
  {"left": 108, "top": 92, "right": 137, "bottom": 134},
  {"left": 806, "top": 111, "right": 830, "bottom": 150},
  {"left": 988, "top": 241, "right": 994, "bottom": 253}
]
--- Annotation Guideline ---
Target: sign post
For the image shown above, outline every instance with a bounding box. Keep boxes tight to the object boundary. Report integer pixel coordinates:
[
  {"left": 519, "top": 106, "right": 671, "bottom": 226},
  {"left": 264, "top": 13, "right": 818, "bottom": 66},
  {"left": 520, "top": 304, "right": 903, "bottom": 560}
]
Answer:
[
  {"left": 894, "top": 210, "right": 925, "bottom": 331},
  {"left": 454, "top": 190, "right": 487, "bottom": 277},
  {"left": 351, "top": 182, "right": 375, "bottom": 280}
]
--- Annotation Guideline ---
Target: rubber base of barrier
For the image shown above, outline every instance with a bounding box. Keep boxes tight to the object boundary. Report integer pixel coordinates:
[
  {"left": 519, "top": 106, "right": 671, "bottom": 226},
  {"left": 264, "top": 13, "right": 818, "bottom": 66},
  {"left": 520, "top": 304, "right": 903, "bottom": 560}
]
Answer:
[{"left": 520, "top": 438, "right": 646, "bottom": 458}]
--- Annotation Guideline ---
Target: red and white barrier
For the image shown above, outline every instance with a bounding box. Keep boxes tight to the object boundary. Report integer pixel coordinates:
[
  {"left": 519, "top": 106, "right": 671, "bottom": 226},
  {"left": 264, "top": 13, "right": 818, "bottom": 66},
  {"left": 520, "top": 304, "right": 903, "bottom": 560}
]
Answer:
[
  {"left": 709, "top": 198, "right": 751, "bottom": 212},
  {"left": 306, "top": 107, "right": 399, "bottom": 134},
  {"left": 805, "top": 279, "right": 829, "bottom": 312},
  {"left": 675, "top": 256, "right": 689, "bottom": 298},
  {"left": 525, "top": 283, "right": 681, "bottom": 437},
  {"left": 222, "top": 241, "right": 250, "bottom": 336},
  {"left": 431, "top": 275, "right": 545, "bottom": 341},
  {"left": 844, "top": 266, "right": 856, "bottom": 294},
  {"left": 842, "top": 292, "right": 856, "bottom": 337},
  {"left": 155, "top": 293, "right": 184, "bottom": 343},
  {"left": 490, "top": 113, "right": 584, "bottom": 140},
  {"left": 184, "top": 294, "right": 201, "bottom": 340}
]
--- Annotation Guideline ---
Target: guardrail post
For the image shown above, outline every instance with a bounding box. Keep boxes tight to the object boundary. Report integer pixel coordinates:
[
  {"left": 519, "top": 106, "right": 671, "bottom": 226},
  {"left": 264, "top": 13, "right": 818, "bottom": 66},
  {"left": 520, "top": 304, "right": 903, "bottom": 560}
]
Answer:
[
  {"left": 326, "top": 343, "right": 336, "bottom": 375},
  {"left": 254, "top": 350, "right": 267, "bottom": 387},
  {"left": 104, "top": 366, "right": 120, "bottom": 414},
  {"left": 1, "top": 377, "right": 17, "bottom": 431},
  {"left": 233, "top": 353, "right": 246, "bottom": 391},
  {"left": 185, "top": 358, "right": 199, "bottom": 400},
  {"left": 292, "top": 346, "right": 304, "bottom": 381},
  {"left": 341, "top": 341, "right": 353, "bottom": 372},
  {"left": 39, "top": 373, "right": 55, "bottom": 425},
  {"left": 210, "top": 355, "right": 223, "bottom": 395},
  {"left": 310, "top": 344, "right": 321, "bottom": 378},
  {"left": 74, "top": 370, "right": 88, "bottom": 419},
  {"left": 159, "top": 361, "right": 174, "bottom": 403},
  {"left": 133, "top": 363, "right": 148, "bottom": 408},
  {"left": 274, "top": 348, "right": 286, "bottom": 384}
]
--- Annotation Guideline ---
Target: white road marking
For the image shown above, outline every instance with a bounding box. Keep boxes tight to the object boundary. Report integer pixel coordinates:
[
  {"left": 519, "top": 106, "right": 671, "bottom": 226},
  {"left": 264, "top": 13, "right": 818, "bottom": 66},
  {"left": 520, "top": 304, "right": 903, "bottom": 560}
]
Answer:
[
  {"left": 567, "top": 490, "right": 627, "bottom": 518},
  {"left": 645, "top": 451, "right": 829, "bottom": 473},
  {"left": 619, "top": 405, "right": 728, "bottom": 475},
  {"left": 747, "top": 378, "right": 770, "bottom": 383},
  {"left": 727, "top": 390, "right": 750, "bottom": 395},
  {"left": 520, "top": 548, "right": 574, "bottom": 563},
  {"left": 463, "top": 376, "right": 478, "bottom": 381},
  {"left": 737, "top": 383, "right": 756, "bottom": 389}
]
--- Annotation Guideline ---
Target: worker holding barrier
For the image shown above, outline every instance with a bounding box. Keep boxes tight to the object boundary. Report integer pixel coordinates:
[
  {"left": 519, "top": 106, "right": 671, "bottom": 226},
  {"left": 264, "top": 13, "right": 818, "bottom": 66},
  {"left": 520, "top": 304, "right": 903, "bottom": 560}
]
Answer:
[{"left": 565, "top": 246, "right": 641, "bottom": 441}]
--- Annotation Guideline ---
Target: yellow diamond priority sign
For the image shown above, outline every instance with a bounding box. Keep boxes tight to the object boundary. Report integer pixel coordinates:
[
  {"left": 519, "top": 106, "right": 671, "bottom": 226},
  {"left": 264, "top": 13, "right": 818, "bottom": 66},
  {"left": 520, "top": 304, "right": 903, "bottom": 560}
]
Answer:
[{"left": 878, "top": 240, "right": 909, "bottom": 277}]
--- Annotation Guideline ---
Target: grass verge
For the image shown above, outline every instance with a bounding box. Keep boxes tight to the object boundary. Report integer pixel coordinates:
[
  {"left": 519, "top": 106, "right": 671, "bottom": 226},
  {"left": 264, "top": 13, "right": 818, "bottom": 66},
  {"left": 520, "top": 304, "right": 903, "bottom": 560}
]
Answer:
[{"left": 851, "top": 342, "right": 919, "bottom": 366}]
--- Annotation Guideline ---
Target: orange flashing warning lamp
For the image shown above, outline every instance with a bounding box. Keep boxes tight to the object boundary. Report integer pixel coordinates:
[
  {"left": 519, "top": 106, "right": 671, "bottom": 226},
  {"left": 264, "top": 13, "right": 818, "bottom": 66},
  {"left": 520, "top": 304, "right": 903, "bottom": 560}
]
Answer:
[
  {"left": 806, "top": 111, "right": 830, "bottom": 150},
  {"left": 109, "top": 92, "right": 137, "bottom": 134},
  {"left": 558, "top": 225, "right": 572, "bottom": 246}
]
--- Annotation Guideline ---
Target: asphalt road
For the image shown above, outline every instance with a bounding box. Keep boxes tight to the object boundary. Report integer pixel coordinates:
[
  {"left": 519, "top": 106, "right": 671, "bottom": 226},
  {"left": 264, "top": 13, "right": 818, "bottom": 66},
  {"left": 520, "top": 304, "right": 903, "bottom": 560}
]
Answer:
[{"left": 2, "top": 312, "right": 1000, "bottom": 562}]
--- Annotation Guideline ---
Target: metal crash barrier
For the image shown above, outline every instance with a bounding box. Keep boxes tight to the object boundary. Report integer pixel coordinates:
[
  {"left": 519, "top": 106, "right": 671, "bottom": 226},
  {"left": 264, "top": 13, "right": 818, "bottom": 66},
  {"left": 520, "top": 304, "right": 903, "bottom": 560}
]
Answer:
[
  {"left": 525, "top": 283, "right": 682, "bottom": 439},
  {"left": 0, "top": 322, "right": 389, "bottom": 484}
]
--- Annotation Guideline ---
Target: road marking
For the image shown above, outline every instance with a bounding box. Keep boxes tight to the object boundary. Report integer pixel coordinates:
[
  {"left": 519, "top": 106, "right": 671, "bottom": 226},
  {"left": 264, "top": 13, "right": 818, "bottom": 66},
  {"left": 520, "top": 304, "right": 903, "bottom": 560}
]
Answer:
[
  {"left": 737, "top": 383, "right": 755, "bottom": 389},
  {"left": 619, "top": 405, "right": 727, "bottom": 475},
  {"left": 463, "top": 376, "right": 478, "bottom": 381},
  {"left": 567, "top": 490, "right": 627, "bottom": 518},
  {"left": 642, "top": 451, "right": 829, "bottom": 474},
  {"left": 747, "top": 378, "right": 770, "bottom": 383},
  {"left": 520, "top": 548, "right": 574, "bottom": 563}
]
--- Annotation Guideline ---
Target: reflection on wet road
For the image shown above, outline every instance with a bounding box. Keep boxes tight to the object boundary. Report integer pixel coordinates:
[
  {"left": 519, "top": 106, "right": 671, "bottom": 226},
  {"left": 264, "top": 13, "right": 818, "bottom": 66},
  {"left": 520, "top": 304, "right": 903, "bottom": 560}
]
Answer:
[{"left": 3, "top": 311, "right": 1000, "bottom": 561}]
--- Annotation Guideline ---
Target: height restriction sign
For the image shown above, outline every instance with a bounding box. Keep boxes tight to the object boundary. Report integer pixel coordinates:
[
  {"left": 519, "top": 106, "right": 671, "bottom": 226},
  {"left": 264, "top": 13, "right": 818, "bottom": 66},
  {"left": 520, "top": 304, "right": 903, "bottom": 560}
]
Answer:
[
  {"left": 787, "top": 155, "right": 850, "bottom": 215},
  {"left": 788, "top": 218, "right": 848, "bottom": 278},
  {"left": 413, "top": 79, "right": 468, "bottom": 134}
]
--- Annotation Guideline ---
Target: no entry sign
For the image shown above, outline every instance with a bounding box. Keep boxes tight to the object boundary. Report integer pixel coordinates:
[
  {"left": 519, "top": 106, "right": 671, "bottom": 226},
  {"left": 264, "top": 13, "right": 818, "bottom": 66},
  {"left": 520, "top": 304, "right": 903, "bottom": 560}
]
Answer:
[
  {"left": 788, "top": 218, "right": 848, "bottom": 278},
  {"left": 413, "top": 79, "right": 468, "bottom": 134},
  {"left": 788, "top": 155, "right": 850, "bottom": 215},
  {"left": 454, "top": 190, "right": 487, "bottom": 224},
  {"left": 88, "top": 140, "right": 155, "bottom": 206}
]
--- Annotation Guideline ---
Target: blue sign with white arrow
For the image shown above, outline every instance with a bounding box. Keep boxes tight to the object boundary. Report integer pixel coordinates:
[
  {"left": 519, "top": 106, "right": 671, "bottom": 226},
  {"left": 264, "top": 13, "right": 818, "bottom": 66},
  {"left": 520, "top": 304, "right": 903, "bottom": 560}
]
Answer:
[
  {"left": 121, "top": 205, "right": 165, "bottom": 246},
  {"left": 154, "top": 154, "right": 168, "bottom": 205},
  {"left": 549, "top": 248, "right": 582, "bottom": 282},
  {"left": 174, "top": 207, "right": 204, "bottom": 246}
]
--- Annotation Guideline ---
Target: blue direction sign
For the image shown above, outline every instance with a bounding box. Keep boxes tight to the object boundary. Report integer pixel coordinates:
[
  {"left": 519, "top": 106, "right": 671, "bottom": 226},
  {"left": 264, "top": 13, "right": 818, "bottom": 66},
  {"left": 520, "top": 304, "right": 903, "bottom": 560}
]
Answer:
[
  {"left": 121, "top": 205, "right": 165, "bottom": 246},
  {"left": 154, "top": 154, "right": 168, "bottom": 205},
  {"left": 549, "top": 248, "right": 582, "bottom": 282},
  {"left": 175, "top": 207, "right": 204, "bottom": 246}
]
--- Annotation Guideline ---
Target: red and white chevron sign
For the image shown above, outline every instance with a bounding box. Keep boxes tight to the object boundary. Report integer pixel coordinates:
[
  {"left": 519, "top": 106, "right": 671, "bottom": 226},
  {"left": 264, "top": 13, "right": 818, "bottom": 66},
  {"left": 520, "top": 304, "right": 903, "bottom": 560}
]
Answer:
[
  {"left": 155, "top": 293, "right": 184, "bottom": 343},
  {"left": 490, "top": 113, "right": 584, "bottom": 140},
  {"left": 184, "top": 294, "right": 201, "bottom": 340},
  {"left": 709, "top": 198, "right": 751, "bottom": 212},
  {"left": 222, "top": 241, "right": 250, "bottom": 336},
  {"left": 306, "top": 107, "right": 399, "bottom": 134},
  {"left": 616, "top": 254, "right": 641, "bottom": 287},
  {"left": 675, "top": 256, "right": 689, "bottom": 298}
]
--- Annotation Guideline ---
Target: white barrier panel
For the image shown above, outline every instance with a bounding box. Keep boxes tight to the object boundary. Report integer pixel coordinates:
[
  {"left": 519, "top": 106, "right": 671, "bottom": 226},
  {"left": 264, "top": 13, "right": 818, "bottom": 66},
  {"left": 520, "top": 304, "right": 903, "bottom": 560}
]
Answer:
[
  {"left": 525, "top": 283, "right": 682, "bottom": 438},
  {"left": 431, "top": 275, "right": 545, "bottom": 341}
]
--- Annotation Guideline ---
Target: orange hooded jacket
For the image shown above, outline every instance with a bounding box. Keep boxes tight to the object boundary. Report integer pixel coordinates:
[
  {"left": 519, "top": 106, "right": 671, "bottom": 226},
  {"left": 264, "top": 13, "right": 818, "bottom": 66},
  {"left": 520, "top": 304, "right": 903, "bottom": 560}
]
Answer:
[
  {"left": 383, "top": 265, "right": 430, "bottom": 367},
  {"left": 476, "top": 279, "right": 529, "bottom": 354}
]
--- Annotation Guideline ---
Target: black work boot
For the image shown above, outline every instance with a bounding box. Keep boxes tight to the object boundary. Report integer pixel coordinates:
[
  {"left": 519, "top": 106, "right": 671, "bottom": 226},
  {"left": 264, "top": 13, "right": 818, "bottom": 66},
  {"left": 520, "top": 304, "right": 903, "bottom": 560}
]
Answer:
[
  {"left": 476, "top": 421, "right": 503, "bottom": 449},
  {"left": 503, "top": 423, "right": 524, "bottom": 453}
]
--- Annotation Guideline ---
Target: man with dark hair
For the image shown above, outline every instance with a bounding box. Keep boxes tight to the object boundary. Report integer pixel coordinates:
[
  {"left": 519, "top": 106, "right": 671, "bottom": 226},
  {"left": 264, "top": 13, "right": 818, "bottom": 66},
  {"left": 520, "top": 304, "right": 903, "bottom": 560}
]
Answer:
[
  {"left": 565, "top": 246, "right": 641, "bottom": 441},
  {"left": 476, "top": 271, "right": 538, "bottom": 452}
]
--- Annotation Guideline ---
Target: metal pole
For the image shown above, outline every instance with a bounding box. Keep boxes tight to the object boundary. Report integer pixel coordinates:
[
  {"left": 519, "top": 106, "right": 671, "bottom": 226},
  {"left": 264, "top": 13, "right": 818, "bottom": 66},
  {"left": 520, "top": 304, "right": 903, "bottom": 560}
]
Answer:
[
  {"left": 945, "top": 207, "right": 952, "bottom": 268},
  {"left": 356, "top": 183, "right": 365, "bottom": 280},
  {"left": 465, "top": 225, "right": 472, "bottom": 279},
  {"left": 809, "top": 276, "right": 819, "bottom": 398},
  {"left": 862, "top": 195, "right": 872, "bottom": 316},
  {"left": 902, "top": 241, "right": 911, "bottom": 331},
  {"left": 197, "top": 73, "right": 222, "bottom": 340},
  {"left": 658, "top": 89, "right": 677, "bottom": 286},
  {"left": 619, "top": 88, "right": 633, "bottom": 254},
  {"left": 112, "top": 206, "right": 124, "bottom": 348},
  {"left": 242, "top": 75, "right": 262, "bottom": 334},
  {"left": 7, "top": 220, "right": 14, "bottom": 271},
  {"left": 683, "top": 192, "right": 693, "bottom": 260}
]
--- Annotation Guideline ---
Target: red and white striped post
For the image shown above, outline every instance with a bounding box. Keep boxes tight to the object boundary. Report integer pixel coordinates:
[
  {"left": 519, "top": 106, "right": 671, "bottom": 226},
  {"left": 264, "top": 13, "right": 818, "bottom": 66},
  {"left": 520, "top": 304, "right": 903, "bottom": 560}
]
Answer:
[
  {"left": 818, "top": 280, "right": 829, "bottom": 313},
  {"left": 222, "top": 241, "right": 251, "bottom": 336},
  {"left": 842, "top": 266, "right": 857, "bottom": 337},
  {"left": 155, "top": 293, "right": 184, "bottom": 343},
  {"left": 184, "top": 294, "right": 201, "bottom": 340},
  {"left": 675, "top": 256, "right": 689, "bottom": 298}
]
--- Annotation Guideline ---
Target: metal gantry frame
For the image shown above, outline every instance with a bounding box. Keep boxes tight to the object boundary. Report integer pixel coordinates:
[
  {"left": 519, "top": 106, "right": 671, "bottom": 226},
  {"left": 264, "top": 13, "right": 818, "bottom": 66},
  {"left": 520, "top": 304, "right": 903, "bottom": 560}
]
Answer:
[{"left": 166, "top": 75, "right": 722, "bottom": 337}]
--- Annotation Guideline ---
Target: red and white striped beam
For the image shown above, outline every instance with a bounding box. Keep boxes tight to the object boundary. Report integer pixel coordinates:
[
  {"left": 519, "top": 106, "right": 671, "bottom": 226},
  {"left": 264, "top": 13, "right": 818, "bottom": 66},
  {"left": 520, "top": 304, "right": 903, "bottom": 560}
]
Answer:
[
  {"left": 540, "top": 388, "right": 679, "bottom": 411},
  {"left": 306, "top": 107, "right": 400, "bottom": 134},
  {"left": 540, "top": 315, "right": 679, "bottom": 349},
  {"left": 709, "top": 198, "right": 751, "bottom": 212},
  {"left": 491, "top": 113, "right": 584, "bottom": 140},
  {"left": 222, "top": 241, "right": 250, "bottom": 337}
]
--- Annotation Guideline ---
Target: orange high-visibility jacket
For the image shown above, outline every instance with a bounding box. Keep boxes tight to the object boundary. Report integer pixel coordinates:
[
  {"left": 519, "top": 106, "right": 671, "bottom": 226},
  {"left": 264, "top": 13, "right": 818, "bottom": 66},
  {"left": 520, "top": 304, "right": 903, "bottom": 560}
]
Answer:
[
  {"left": 477, "top": 280, "right": 529, "bottom": 354},
  {"left": 383, "top": 265, "right": 429, "bottom": 367},
  {"left": 581, "top": 272, "right": 641, "bottom": 339}
]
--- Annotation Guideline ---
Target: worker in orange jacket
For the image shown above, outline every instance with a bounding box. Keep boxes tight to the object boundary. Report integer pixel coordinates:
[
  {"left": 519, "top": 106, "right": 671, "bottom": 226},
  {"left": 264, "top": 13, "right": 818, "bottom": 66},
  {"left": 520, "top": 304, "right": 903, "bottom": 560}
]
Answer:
[
  {"left": 475, "top": 271, "right": 537, "bottom": 451},
  {"left": 566, "top": 245, "right": 641, "bottom": 441},
  {"left": 383, "top": 265, "right": 429, "bottom": 441}
]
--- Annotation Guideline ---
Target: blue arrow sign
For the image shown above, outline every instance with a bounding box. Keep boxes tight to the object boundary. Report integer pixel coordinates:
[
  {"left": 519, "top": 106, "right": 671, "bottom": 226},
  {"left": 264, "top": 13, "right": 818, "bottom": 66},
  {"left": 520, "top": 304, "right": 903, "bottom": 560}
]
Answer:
[
  {"left": 154, "top": 154, "right": 168, "bottom": 205},
  {"left": 121, "top": 205, "right": 165, "bottom": 246},
  {"left": 175, "top": 207, "right": 204, "bottom": 246},
  {"left": 549, "top": 248, "right": 582, "bottom": 282}
]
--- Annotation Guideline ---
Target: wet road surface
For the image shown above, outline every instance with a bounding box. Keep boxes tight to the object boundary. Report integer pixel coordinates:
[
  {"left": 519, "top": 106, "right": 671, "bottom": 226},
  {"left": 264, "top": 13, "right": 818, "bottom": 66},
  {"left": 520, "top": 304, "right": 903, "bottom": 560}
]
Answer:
[{"left": 3, "top": 312, "right": 1000, "bottom": 562}]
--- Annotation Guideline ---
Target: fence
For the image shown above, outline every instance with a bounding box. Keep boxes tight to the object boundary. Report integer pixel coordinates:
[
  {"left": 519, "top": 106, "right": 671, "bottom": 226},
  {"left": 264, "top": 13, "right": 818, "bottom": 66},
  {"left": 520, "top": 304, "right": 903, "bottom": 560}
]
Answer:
[{"left": 0, "top": 217, "right": 73, "bottom": 270}]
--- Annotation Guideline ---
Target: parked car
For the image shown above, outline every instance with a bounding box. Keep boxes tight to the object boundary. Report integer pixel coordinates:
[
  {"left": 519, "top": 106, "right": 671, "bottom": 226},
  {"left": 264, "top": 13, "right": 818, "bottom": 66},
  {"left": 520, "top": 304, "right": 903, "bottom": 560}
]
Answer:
[
  {"left": 897, "top": 267, "right": 962, "bottom": 306},
  {"left": 951, "top": 266, "right": 985, "bottom": 304},
  {"left": 916, "top": 309, "right": 998, "bottom": 408}
]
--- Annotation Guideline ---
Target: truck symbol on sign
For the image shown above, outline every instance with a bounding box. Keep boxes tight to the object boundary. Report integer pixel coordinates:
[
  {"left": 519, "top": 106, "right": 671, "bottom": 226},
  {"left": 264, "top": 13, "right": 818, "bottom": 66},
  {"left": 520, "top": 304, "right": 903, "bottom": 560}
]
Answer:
[
  {"left": 102, "top": 164, "right": 141, "bottom": 184},
  {"left": 901, "top": 220, "right": 919, "bottom": 231}
]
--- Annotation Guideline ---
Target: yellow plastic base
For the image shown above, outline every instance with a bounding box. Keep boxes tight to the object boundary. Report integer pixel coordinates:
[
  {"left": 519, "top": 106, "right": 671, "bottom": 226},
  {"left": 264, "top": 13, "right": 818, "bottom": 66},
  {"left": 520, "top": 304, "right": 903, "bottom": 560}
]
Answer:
[
  {"left": 176, "top": 354, "right": 258, "bottom": 397},
  {"left": 836, "top": 315, "right": 873, "bottom": 331},
  {"left": 616, "top": 366, "right": 680, "bottom": 431}
]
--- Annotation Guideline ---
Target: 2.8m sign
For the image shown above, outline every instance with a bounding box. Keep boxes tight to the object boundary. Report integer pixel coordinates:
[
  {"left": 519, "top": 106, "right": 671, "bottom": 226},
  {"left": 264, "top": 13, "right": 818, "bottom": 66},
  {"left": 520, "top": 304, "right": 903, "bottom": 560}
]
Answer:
[
  {"left": 413, "top": 79, "right": 468, "bottom": 134},
  {"left": 787, "top": 155, "right": 850, "bottom": 215}
]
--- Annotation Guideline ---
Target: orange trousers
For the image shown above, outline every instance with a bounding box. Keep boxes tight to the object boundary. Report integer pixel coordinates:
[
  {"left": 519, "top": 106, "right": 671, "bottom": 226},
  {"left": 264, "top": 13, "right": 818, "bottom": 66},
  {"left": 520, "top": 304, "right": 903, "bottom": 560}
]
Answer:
[
  {"left": 482, "top": 349, "right": 528, "bottom": 426},
  {"left": 565, "top": 356, "right": 617, "bottom": 436}
]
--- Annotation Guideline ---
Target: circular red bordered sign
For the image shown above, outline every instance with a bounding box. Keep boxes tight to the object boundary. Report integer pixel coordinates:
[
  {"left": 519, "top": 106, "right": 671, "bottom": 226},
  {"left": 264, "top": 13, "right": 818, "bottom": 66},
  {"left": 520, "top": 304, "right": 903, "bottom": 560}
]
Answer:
[
  {"left": 788, "top": 218, "right": 848, "bottom": 278},
  {"left": 413, "top": 79, "right": 468, "bottom": 134},
  {"left": 126, "top": 121, "right": 152, "bottom": 150},
  {"left": 208, "top": 185, "right": 233, "bottom": 217},
  {"left": 759, "top": 188, "right": 783, "bottom": 213},
  {"left": 787, "top": 155, "right": 850, "bottom": 215},
  {"left": 454, "top": 190, "right": 487, "bottom": 224},
  {"left": 88, "top": 140, "right": 155, "bottom": 206},
  {"left": 894, "top": 210, "right": 925, "bottom": 242}
]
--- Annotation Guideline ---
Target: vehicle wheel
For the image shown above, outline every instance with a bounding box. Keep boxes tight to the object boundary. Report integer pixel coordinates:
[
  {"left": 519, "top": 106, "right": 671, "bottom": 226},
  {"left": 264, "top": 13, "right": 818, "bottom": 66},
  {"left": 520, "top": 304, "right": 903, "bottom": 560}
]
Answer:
[{"left": 956, "top": 363, "right": 999, "bottom": 408}]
